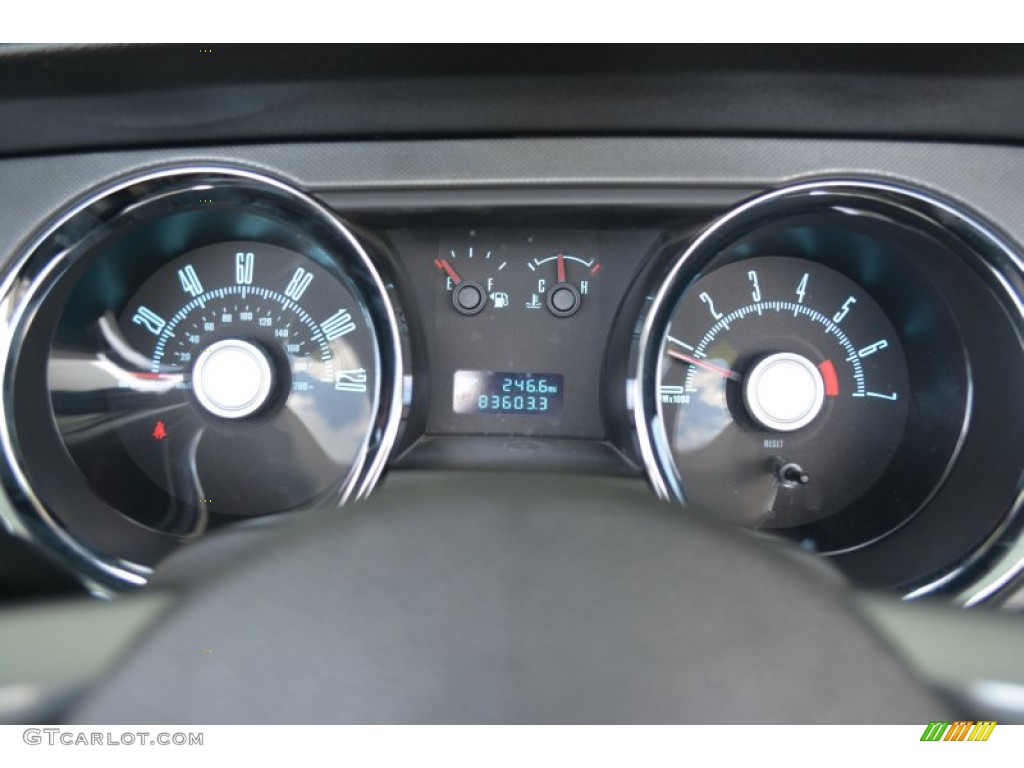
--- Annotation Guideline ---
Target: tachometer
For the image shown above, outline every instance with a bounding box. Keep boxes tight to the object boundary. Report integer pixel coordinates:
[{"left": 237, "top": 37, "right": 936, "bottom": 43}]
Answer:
[
  {"left": 660, "top": 256, "right": 909, "bottom": 531},
  {"left": 634, "top": 181, "right": 974, "bottom": 555}
]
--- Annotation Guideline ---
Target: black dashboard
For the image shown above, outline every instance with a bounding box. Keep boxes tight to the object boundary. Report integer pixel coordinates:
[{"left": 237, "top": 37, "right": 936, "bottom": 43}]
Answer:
[{"left": 1, "top": 44, "right": 1024, "bottom": 724}]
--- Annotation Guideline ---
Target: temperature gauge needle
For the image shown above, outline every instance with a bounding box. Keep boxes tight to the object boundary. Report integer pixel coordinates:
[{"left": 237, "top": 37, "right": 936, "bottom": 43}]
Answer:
[
  {"left": 667, "top": 349, "right": 742, "bottom": 382},
  {"left": 434, "top": 258, "right": 462, "bottom": 285},
  {"left": 557, "top": 253, "right": 566, "bottom": 284}
]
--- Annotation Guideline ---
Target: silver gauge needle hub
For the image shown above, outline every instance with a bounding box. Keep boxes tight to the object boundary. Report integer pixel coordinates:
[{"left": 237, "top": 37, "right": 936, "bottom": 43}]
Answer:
[
  {"left": 192, "top": 339, "right": 274, "bottom": 419},
  {"left": 743, "top": 352, "right": 825, "bottom": 432}
]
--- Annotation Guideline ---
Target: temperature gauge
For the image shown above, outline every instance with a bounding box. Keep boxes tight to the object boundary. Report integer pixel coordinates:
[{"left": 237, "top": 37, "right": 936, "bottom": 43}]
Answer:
[{"left": 526, "top": 253, "right": 601, "bottom": 317}]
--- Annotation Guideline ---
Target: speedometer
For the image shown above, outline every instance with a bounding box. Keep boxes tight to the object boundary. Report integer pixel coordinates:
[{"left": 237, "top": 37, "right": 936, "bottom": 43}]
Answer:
[
  {"left": 0, "top": 167, "right": 403, "bottom": 587},
  {"left": 97, "top": 240, "right": 379, "bottom": 530}
]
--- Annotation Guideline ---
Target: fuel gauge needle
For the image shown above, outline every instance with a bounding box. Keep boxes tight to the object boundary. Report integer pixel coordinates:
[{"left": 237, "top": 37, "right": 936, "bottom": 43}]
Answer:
[
  {"left": 667, "top": 349, "right": 742, "bottom": 382},
  {"left": 434, "top": 258, "right": 462, "bottom": 285}
]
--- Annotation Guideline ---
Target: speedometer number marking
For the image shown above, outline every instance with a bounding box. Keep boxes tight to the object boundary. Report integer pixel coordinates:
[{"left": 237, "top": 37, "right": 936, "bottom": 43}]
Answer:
[
  {"left": 284, "top": 267, "right": 315, "bottom": 301},
  {"left": 321, "top": 309, "right": 356, "bottom": 340},
  {"left": 235, "top": 252, "right": 254, "bottom": 284},
  {"left": 335, "top": 367, "right": 368, "bottom": 392},
  {"left": 177, "top": 265, "right": 204, "bottom": 297},
  {"left": 131, "top": 306, "right": 166, "bottom": 335}
]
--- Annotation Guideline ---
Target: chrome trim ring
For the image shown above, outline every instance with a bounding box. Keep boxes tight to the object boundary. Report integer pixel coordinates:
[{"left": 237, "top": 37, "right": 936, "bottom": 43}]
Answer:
[{"left": 631, "top": 178, "right": 1024, "bottom": 604}]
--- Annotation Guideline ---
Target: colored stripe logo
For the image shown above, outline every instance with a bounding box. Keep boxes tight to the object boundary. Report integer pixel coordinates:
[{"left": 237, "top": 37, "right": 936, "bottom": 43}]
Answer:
[{"left": 920, "top": 721, "right": 997, "bottom": 741}]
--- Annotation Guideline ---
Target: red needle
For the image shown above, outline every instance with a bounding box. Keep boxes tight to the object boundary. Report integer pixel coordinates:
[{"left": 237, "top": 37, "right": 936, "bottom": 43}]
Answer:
[
  {"left": 667, "top": 349, "right": 742, "bottom": 382},
  {"left": 557, "top": 253, "right": 566, "bottom": 284},
  {"left": 434, "top": 258, "right": 462, "bottom": 285}
]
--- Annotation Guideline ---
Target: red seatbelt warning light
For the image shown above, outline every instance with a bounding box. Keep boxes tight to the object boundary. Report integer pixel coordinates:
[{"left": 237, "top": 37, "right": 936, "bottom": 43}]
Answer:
[{"left": 152, "top": 421, "right": 167, "bottom": 440}]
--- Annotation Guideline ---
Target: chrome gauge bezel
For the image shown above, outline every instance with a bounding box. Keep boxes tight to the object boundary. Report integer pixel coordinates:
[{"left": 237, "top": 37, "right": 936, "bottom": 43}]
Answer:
[
  {"left": 0, "top": 166, "right": 405, "bottom": 590},
  {"left": 632, "top": 179, "right": 1024, "bottom": 603}
]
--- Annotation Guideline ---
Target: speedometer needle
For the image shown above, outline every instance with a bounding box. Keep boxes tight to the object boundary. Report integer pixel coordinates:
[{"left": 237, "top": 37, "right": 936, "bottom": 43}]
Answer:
[
  {"left": 667, "top": 349, "right": 742, "bottom": 382},
  {"left": 434, "top": 258, "right": 462, "bottom": 285}
]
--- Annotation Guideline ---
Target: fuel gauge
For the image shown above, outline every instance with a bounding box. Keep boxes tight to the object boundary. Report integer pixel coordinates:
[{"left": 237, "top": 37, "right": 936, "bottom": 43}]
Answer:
[{"left": 434, "top": 246, "right": 509, "bottom": 316}]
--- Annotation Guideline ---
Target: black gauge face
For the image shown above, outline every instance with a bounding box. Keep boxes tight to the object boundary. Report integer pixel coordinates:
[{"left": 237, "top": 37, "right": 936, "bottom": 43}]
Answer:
[
  {"left": 661, "top": 256, "right": 911, "bottom": 533},
  {"left": 52, "top": 240, "right": 379, "bottom": 533},
  {"left": 636, "top": 193, "right": 978, "bottom": 565}
]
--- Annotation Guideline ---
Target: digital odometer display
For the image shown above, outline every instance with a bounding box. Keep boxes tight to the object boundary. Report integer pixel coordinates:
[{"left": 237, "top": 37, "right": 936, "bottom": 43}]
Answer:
[{"left": 453, "top": 371, "right": 563, "bottom": 415}]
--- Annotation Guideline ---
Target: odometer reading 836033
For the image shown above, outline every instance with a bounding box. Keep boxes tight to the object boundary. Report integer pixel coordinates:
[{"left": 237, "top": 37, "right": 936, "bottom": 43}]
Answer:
[
  {"left": 453, "top": 371, "right": 564, "bottom": 415},
  {"left": 115, "top": 240, "right": 380, "bottom": 521}
]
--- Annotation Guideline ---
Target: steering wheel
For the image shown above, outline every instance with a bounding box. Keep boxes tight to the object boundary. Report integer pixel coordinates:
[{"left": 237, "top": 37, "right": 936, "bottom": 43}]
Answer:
[{"left": 65, "top": 472, "right": 948, "bottom": 724}]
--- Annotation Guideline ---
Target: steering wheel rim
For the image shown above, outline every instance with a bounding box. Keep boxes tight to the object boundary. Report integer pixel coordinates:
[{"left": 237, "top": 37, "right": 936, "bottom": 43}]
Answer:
[{"left": 69, "top": 472, "right": 949, "bottom": 724}]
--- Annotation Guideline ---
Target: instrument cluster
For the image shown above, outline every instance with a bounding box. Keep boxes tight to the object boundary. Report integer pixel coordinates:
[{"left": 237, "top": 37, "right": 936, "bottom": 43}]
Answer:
[{"left": 1, "top": 166, "right": 1022, "bottom": 603}]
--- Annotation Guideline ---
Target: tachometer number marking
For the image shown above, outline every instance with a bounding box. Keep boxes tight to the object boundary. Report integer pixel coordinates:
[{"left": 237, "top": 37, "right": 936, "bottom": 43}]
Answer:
[
  {"left": 667, "top": 335, "right": 695, "bottom": 351},
  {"left": 177, "top": 265, "right": 204, "bottom": 297},
  {"left": 321, "top": 309, "right": 356, "bottom": 340},
  {"left": 284, "top": 267, "right": 315, "bottom": 301},
  {"left": 747, "top": 270, "right": 761, "bottom": 302},
  {"left": 795, "top": 272, "right": 809, "bottom": 305},
  {"left": 235, "top": 252, "right": 254, "bottom": 285},
  {"left": 699, "top": 292, "right": 724, "bottom": 320},
  {"left": 132, "top": 306, "right": 166, "bottom": 336},
  {"left": 864, "top": 391, "right": 899, "bottom": 401},
  {"left": 857, "top": 339, "right": 888, "bottom": 358},
  {"left": 833, "top": 296, "right": 857, "bottom": 323}
]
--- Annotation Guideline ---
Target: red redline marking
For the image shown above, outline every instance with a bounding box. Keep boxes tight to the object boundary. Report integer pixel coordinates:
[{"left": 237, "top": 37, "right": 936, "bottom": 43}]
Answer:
[
  {"left": 133, "top": 372, "right": 167, "bottom": 379},
  {"left": 818, "top": 359, "right": 839, "bottom": 397},
  {"left": 591, "top": 263, "right": 602, "bottom": 275}
]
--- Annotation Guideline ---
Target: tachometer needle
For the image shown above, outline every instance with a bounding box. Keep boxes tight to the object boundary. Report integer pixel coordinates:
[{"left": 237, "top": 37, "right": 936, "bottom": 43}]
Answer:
[
  {"left": 667, "top": 349, "right": 742, "bottom": 382},
  {"left": 434, "top": 258, "right": 462, "bottom": 285}
]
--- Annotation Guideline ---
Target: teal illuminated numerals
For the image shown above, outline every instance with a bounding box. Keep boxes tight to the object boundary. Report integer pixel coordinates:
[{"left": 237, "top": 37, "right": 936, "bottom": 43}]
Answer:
[
  {"left": 177, "top": 264, "right": 204, "bottom": 297},
  {"left": 284, "top": 267, "right": 314, "bottom": 301},
  {"left": 132, "top": 306, "right": 166, "bottom": 335},
  {"left": 235, "top": 252, "right": 254, "bottom": 284},
  {"left": 321, "top": 309, "right": 355, "bottom": 340}
]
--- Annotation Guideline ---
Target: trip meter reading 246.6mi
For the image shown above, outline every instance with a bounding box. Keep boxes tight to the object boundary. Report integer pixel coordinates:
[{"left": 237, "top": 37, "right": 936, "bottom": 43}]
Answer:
[{"left": 453, "top": 371, "right": 563, "bottom": 415}]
